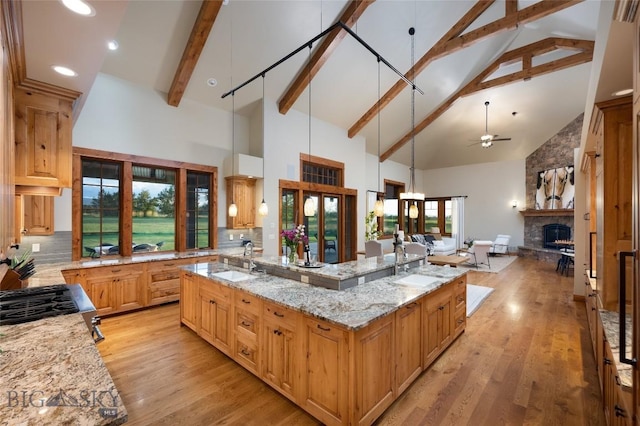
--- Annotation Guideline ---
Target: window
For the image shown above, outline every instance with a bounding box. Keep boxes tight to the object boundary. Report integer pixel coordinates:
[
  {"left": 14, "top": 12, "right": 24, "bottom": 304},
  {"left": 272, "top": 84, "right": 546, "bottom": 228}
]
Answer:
[
  {"left": 186, "top": 171, "right": 210, "bottom": 249},
  {"left": 383, "top": 180, "right": 404, "bottom": 236},
  {"left": 301, "top": 154, "right": 344, "bottom": 187},
  {"left": 81, "top": 160, "right": 120, "bottom": 257},
  {"left": 424, "top": 201, "right": 438, "bottom": 230},
  {"left": 132, "top": 166, "right": 176, "bottom": 251},
  {"left": 73, "top": 148, "right": 217, "bottom": 260},
  {"left": 424, "top": 197, "right": 453, "bottom": 236}
]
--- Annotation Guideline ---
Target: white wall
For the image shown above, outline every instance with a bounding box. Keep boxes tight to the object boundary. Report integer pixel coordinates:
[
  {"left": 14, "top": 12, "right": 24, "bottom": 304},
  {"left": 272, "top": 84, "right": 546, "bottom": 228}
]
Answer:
[{"left": 423, "top": 159, "right": 526, "bottom": 247}]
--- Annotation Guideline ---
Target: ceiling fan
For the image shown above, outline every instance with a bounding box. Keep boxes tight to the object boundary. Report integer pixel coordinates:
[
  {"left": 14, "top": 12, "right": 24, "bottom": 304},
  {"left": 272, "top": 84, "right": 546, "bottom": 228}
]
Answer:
[{"left": 468, "top": 101, "right": 511, "bottom": 148}]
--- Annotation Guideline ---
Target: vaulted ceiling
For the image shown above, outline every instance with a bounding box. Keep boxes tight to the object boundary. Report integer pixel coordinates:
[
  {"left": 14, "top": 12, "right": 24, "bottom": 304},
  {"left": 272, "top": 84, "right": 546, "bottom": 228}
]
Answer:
[{"left": 16, "top": 0, "right": 632, "bottom": 170}]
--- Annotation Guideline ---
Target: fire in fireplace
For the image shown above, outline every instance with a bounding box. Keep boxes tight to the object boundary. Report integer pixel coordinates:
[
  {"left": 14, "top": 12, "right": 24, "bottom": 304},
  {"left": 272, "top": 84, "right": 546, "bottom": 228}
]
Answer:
[{"left": 543, "top": 223, "right": 571, "bottom": 249}]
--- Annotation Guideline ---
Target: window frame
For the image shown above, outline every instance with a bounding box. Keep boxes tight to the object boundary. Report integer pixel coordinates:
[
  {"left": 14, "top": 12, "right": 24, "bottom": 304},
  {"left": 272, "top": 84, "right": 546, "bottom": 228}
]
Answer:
[
  {"left": 424, "top": 197, "right": 453, "bottom": 237},
  {"left": 381, "top": 179, "right": 405, "bottom": 237},
  {"left": 72, "top": 147, "right": 217, "bottom": 260}
]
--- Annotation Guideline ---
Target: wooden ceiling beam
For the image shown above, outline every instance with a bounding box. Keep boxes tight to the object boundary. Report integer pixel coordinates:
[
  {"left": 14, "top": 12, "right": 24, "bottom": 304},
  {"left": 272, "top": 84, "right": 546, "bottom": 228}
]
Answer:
[
  {"left": 167, "top": 0, "right": 223, "bottom": 107},
  {"left": 349, "top": 0, "right": 584, "bottom": 138},
  {"left": 277, "top": 0, "right": 375, "bottom": 115},
  {"left": 380, "top": 38, "right": 593, "bottom": 162}
]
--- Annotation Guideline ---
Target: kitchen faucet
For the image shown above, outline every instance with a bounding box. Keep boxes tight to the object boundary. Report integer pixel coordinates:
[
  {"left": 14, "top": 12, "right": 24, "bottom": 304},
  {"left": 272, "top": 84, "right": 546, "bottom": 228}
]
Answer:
[
  {"left": 243, "top": 242, "right": 256, "bottom": 272},
  {"left": 393, "top": 233, "right": 407, "bottom": 275}
]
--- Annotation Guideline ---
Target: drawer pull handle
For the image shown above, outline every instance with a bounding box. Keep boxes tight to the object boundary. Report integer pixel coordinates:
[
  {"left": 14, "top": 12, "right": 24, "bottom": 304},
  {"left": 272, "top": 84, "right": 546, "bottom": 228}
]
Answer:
[
  {"left": 273, "top": 329, "right": 282, "bottom": 336},
  {"left": 274, "top": 312, "right": 284, "bottom": 318},
  {"left": 439, "top": 306, "right": 445, "bottom": 311},
  {"left": 317, "top": 324, "right": 330, "bottom": 331},
  {"left": 604, "top": 357, "right": 612, "bottom": 365},
  {"left": 164, "top": 263, "right": 175, "bottom": 266},
  {"left": 111, "top": 269, "right": 121, "bottom": 273},
  {"left": 241, "top": 321, "right": 252, "bottom": 327},
  {"left": 241, "top": 349, "right": 251, "bottom": 356},
  {"left": 406, "top": 302, "right": 417, "bottom": 309},
  {"left": 241, "top": 298, "right": 251, "bottom": 304},
  {"left": 457, "top": 319, "right": 464, "bottom": 325},
  {"left": 210, "top": 300, "right": 216, "bottom": 304},
  {"left": 615, "top": 405, "right": 626, "bottom": 417}
]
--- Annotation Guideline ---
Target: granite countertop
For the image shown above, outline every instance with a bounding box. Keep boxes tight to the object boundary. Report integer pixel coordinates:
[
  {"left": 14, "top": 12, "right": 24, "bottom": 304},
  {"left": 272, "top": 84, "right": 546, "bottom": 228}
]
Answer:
[
  {"left": 185, "top": 261, "right": 464, "bottom": 331},
  {"left": 599, "top": 309, "right": 633, "bottom": 390},
  {"left": 26, "top": 248, "right": 248, "bottom": 287},
  {"left": 0, "top": 314, "right": 127, "bottom": 425}
]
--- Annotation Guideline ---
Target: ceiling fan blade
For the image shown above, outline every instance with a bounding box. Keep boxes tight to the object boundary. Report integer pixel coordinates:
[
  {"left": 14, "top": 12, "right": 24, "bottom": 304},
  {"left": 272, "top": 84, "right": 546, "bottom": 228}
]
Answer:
[{"left": 492, "top": 137, "right": 512, "bottom": 141}]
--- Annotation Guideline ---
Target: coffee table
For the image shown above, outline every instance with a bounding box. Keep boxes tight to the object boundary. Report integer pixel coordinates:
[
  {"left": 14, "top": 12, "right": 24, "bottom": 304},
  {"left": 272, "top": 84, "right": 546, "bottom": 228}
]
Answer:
[{"left": 428, "top": 255, "right": 470, "bottom": 268}]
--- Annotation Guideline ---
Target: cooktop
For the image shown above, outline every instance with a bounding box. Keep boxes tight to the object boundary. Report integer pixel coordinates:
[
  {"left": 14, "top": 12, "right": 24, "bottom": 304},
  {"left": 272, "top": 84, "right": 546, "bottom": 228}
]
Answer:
[{"left": 0, "top": 284, "right": 79, "bottom": 326}]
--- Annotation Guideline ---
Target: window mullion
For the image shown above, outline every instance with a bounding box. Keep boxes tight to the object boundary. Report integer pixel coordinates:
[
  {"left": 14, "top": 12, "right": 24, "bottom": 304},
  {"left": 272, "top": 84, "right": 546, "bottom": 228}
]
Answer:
[{"left": 121, "top": 162, "right": 133, "bottom": 257}]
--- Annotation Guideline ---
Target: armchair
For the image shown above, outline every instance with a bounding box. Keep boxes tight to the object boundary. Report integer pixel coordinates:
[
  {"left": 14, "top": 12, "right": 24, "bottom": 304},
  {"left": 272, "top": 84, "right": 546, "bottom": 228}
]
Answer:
[
  {"left": 405, "top": 242, "right": 429, "bottom": 256},
  {"left": 465, "top": 240, "right": 492, "bottom": 269},
  {"left": 364, "top": 240, "right": 383, "bottom": 258},
  {"left": 489, "top": 234, "right": 511, "bottom": 256}
]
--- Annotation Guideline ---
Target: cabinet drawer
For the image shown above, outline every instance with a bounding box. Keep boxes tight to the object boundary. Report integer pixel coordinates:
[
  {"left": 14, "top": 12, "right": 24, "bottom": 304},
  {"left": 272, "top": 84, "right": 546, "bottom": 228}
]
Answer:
[
  {"left": 235, "top": 339, "right": 259, "bottom": 374},
  {"left": 200, "top": 281, "right": 231, "bottom": 302},
  {"left": 454, "top": 310, "right": 465, "bottom": 335},
  {"left": 263, "top": 301, "right": 297, "bottom": 329},
  {"left": 235, "top": 291, "right": 262, "bottom": 314},
  {"left": 455, "top": 275, "right": 466, "bottom": 296},
  {"left": 454, "top": 292, "right": 465, "bottom": 311},
  {"left": 236, "top": 311, "right": 259, "bottom": 339}
]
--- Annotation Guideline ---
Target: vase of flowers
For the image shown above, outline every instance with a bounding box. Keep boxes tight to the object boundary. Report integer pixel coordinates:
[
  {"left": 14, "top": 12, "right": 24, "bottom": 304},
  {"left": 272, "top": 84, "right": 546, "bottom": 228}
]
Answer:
[{"left": 281, "top": 224, "right": 309, "bottom": 264}]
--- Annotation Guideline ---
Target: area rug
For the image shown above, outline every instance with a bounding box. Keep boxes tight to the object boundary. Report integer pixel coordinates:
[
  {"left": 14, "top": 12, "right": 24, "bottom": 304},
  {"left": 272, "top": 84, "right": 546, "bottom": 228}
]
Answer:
[
  {"left": 457, "top": 254, "right": 517, "bottom": 274},
  {"left": 467, "top": 284, "right": 494, "bottom": 317}
]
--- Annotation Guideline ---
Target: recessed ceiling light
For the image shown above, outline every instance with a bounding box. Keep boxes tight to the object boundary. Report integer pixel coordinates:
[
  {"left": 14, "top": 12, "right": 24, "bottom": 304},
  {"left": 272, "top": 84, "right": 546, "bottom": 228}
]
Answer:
[
  {"left": 52, "top": 65, "right": 78, "bottom": 77},
  {"left": 60, "top": 0, "right": 96, "bottom": 16},
  {"left": 207, "top": 78, "right": 218, "bottom": 87},
  {"left": 107, "top": 40, "right": 119, "bottom": 51},
  {"left": 612, "top": 88, "right": 633, "bottom": 96}
]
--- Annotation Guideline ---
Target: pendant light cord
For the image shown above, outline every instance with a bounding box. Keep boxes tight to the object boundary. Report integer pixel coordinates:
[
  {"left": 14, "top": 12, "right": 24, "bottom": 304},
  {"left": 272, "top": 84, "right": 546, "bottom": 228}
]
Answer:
[
  {"left": 410, "top": 27, "right": 416, "bottom": 194},
  {"left": 377, "top": 57, "right": 381, "bottom": 194}
]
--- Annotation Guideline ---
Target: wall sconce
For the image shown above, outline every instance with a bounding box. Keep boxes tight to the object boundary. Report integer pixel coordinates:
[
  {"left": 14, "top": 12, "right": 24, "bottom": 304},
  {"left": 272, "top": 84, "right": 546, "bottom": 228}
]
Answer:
[{"left": 511, "top": 200, "right": 518, "bottom": 208}]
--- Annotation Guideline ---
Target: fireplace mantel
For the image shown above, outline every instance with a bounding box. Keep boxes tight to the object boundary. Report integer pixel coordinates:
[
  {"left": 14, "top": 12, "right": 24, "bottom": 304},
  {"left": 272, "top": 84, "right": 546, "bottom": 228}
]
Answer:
[{"left": 519, "top": 209, "right": 574, "bottom": 217}]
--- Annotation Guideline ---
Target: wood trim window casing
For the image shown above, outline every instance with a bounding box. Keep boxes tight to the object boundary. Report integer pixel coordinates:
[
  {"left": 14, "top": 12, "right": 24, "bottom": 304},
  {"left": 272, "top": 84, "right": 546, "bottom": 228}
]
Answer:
[
  {"left": 71, "top": 147, "right": 217, "bottom": 260},
  {"left": 300, "top": 153, "right": 345, "bottom": 188}
]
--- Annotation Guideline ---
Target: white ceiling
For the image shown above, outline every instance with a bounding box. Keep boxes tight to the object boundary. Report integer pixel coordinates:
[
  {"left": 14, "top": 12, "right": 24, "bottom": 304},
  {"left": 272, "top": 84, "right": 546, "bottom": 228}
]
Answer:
[{"left": 19, "top": 0, "right": 631, "bottom": 170}]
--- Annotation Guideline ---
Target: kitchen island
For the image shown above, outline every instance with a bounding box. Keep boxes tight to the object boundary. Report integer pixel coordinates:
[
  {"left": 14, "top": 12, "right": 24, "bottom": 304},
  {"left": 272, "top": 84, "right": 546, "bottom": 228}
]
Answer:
[
  {"left": 0, "top": 314, "right": 128, "bottom": 425},
  {"left": 180, "top": 257, "right": 467, "bottom": 425}
]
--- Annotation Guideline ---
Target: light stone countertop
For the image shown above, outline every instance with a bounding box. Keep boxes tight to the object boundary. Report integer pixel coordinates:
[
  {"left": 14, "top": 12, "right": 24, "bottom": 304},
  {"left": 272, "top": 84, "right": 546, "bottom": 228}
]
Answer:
[
  {"left": 600, "top": 309, "right": 632, "bottom": 390},
  {"left": 185, "top": 261, "right": 465, "bottom": 331},
  {"left": 0, "top": 314, "right": 127, "bottom": 425}
]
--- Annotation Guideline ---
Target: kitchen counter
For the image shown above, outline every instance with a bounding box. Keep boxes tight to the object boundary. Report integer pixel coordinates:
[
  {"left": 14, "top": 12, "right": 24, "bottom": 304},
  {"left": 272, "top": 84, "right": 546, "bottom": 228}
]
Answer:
[
  {"left": 185, "top": 260, "right": 464, "bottom": 331},
  {"left": 600, "top": 309, "right": 633, "bottom": 390},
  {"left": 0, "top": 314, "right": 127, "bottom": 425},
  {"left": 27, "top": 248, "right": 249, "bottom": 287}
]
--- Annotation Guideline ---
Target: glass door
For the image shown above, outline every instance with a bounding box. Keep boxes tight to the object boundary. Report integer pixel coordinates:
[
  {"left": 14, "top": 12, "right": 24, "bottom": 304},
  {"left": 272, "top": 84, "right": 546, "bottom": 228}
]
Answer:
[
  {"left": 303, "top": 194, "right": 319, "bottom": 263},
  {"left": 323, "top": 196, "right": 339, "bottom": 264}
]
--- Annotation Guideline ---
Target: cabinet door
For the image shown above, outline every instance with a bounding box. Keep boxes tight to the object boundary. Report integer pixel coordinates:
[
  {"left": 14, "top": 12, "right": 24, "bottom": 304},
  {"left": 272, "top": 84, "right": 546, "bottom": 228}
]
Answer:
[
  {"left": 180, "top": 272, "right": 198, "bottom": 331},
  {"left": 395, "top": 301, "right": 422, "bottom": 395},
  {"left": 117, "top": 275, "right": 144, "bottom": 311},
  {"left": 226, "top": 177, "right": 256, "bottom": 229},
  {"left": 14, "top": 89, "right": 72, "bottom": 188},
  {"left": 301, "top": 316, "right": 348, "bottom": 425},
  {"left": 199, "top": 288, "right": 232, "bottom": 355},
  {"left": 86, "top": 276, "right": 117, "bottom": 315},
  {"left": 424, "top": 287, "right": 453, "bottom": 368},
  {"left": 22, "top": 195, "right": 53, "bottom": 235},
  {"left": 262, "top": 304, "right": 298, "bottom": 402},
  {"left": 353, "top": 315, "right": 395, "bottom": 425}
]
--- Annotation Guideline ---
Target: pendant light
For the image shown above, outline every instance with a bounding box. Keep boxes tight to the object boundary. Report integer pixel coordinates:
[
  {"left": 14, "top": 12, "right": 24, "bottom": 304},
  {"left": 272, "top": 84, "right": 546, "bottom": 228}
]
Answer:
[
  {"left": 228, "top": 91, "right": 238, "bottom": 218},
  {"left": 374, "top": 58, "right": 385, "bottom": 217},
  {"left": 258, "top": 73, "right": 269, "bottom": 216},
  {"left": 303, "top": 43, "right": 316, "bottom": 217},
  {"left": 399, "top": 27, "right": 424, "bottom": 219}
]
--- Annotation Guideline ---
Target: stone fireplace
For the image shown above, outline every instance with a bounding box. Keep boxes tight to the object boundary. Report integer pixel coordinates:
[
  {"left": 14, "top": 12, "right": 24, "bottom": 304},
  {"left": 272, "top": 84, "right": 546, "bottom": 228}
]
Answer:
[{"left": 519, "top": 114, "right": 581, "bottom": 263}]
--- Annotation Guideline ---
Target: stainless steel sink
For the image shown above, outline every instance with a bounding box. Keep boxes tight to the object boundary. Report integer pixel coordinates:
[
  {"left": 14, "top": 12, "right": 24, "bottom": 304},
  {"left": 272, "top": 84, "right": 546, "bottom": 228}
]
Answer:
[{"left": 211, "top": 270, "right": 256, "bottom": 282}]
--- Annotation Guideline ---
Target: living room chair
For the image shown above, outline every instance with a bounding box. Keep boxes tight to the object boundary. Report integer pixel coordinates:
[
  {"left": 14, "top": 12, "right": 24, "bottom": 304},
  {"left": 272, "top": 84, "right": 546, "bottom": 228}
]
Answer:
[
  {"left": 489, "top": 234, "right": 511, "bottom": 256},
  {"left": 405, "top": 242, "right": 427, "bottom": 256},
  {"left": 364, "top": 240, "right": 383, "bottom": 258},
  {"left": 465, "top": 240, "right": 493, "bottom": 269}
]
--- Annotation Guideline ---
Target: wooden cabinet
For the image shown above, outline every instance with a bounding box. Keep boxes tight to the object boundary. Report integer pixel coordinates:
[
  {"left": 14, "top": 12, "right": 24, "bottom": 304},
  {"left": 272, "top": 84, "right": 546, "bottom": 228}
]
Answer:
[
  {"left": 395, "top": 301, "right": 422, "bottom": 395},
  {"left": 602, "top": 342, "right": 633, "bottom": 426},
  {"left": 423, "top": 285, "right": 453, "bottom": 368},
  {"left": 226, "top": 177, "right": 256, "bottom": 229},
  {"left": 300, "top": 316, "right": 349, "bottom": 425},
  {"left": 262, "top": 301, "right": 299, "bottom": 402},
  {"left": 180, "top": 271, "right": 199, "bottom": 332},
  {"left": 584, "top": 273, "right": 598, "bottom": 358},
  {"left": 452, "top": 274, "right": 466, "bottom": 338},
  {"left": 593, "top": 98, "right": 633, "bottom": 310},
  {"left": 234, "top": 291, "right": 262, "bottom": 375},
  {"left": 84, "top": 264, "right": 145, "bottom": 316},
  {"left": 199, "top": 280, "right": 232, "bottom": 355},
  {"left": 20, "top": 194, "right": 53, "bottom": 235},
  {"left": 14, "top": 88, "right": 73, "bottom": 189},
  {"left": 147, "top": 258, "right": 199, "bottom": 306}
]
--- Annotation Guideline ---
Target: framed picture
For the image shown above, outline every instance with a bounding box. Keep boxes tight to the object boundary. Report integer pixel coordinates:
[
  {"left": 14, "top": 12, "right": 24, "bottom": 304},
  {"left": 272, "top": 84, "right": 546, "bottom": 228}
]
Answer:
[{"left": 535, "top": 166, "right": 575, "bottom": 209}]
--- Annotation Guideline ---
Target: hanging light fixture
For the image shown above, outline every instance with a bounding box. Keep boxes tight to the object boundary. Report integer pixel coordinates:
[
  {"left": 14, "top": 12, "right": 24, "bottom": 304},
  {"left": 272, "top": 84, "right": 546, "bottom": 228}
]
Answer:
[
  {"left": 258, "top": 73, "right": 269, "bottom": 216},
  {"left": 399, "top": 27, "right": 424, "bottom": 219},
  {"left": 303, "top": 43, "right": 316, "bottom": 217},
  {"left": 374, "top": 58, "right": 385, "bottom": 218},
  {"left": 228, "top": 91, "right": 238, "bottom": 217}
]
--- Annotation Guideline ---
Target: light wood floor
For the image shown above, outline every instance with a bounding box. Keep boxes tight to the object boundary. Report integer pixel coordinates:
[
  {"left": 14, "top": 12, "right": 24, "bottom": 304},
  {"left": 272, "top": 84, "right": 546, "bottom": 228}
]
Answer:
[{"left": 98, "top": 257, "right": 605, "bottom": 425}]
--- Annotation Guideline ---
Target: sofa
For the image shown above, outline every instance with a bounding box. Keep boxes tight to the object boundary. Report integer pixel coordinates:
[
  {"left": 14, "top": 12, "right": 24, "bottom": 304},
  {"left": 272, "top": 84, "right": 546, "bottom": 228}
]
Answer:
[{"left": 409, "top": 233, "right": 456, "bottom": 256}]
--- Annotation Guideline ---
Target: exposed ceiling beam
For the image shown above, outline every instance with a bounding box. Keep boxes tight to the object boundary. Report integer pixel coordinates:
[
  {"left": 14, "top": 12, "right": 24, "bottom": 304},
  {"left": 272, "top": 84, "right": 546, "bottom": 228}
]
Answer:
[
  {"left": 380, "top": 37, "right": 594, "bottom": 162},
  {"left": 348, "top": 0, "right": 583, "bottom": 138},
  {"left": 167, "top": 0, "right": 223, "bottom": 107},
  {"left": 277, "top": 0, "right": 375, "bottom": 115}
]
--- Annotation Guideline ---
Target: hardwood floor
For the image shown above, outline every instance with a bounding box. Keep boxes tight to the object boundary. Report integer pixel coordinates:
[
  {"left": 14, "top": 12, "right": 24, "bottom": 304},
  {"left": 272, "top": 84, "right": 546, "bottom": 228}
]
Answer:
[{"left": 98, "top": 257, "right": 604, "bottom": 425}]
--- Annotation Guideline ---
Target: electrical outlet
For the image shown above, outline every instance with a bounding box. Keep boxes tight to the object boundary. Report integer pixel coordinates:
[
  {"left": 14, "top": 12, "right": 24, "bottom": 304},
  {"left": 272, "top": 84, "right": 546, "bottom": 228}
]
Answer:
[
  {"left": 358, "top": 276, "right": 365, "bottom": 285},
  {"left": 32, "top": 243, "right": 40, "bottom": 253},
  {"left": 240, "top": 234, "right": 243, "bottom": 239},
  {"left": 229, "top": 234, "right": 234, "bottom": 241},
  {"left": 300, "top": 275, "right": 309, "bottom": 284}
]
